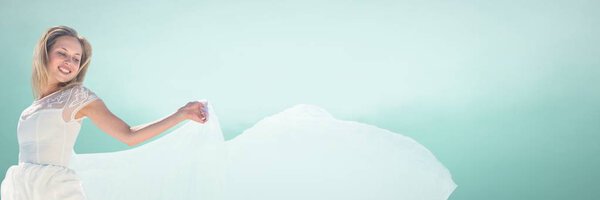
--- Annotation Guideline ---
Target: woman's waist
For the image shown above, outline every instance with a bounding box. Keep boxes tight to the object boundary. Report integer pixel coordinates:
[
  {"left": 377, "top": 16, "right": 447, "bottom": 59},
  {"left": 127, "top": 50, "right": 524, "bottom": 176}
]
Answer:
[
  {"left": 18, "top": 154, "right": 73, "bottom": 168},
  {"left": 18, "top": 145, "right": 74, "bottom": 167},
  {"left": 15, "top": 161, "right": 73, "bottom": 169}
]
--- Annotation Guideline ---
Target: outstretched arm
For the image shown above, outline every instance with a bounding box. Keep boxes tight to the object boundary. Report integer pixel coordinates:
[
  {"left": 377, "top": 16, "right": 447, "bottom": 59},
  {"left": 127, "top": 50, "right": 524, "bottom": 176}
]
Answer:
[{"left": 78, "top": 100, "right": 208, "bottom": 147}]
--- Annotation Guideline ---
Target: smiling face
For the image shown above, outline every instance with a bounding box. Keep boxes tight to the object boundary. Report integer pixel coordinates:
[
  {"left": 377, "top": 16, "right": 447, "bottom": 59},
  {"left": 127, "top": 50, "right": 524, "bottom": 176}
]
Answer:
[
  {"left": 46, "top": 36, "right": 83, "bottom": 85},
  {"left": 31, "top": 26, "right": 93, "bottom": 99}
]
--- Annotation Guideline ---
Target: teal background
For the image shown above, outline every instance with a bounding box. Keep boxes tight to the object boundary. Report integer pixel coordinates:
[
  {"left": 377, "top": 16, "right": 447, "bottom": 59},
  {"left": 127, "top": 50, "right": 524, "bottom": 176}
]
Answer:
[{"left": 1, "top": 0, "right": 599, "bottom": 199}]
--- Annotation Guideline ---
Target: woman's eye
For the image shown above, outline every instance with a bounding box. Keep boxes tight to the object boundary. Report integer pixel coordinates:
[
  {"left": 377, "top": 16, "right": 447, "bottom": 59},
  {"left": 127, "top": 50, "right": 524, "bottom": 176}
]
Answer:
[
  {"left": 74, "top": 58, "right": 80, "bottom": 62},
  {"left": 58, "top": 52, "right": 66, "bottom": 57}
]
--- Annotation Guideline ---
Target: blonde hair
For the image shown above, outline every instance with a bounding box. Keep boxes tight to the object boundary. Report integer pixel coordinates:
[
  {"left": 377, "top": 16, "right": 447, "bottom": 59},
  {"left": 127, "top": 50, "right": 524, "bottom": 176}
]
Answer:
[{"left": 31, "top": 25, "right": 93, "bottom": 99}]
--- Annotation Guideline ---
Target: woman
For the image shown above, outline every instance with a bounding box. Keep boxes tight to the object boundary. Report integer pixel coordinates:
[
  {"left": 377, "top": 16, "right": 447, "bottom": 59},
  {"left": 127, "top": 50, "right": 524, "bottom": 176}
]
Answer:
[
  {"left": 0, "top": 25, "right": 208, "bottom": 200},
  {"left": 2, "top": 25, "right": 457, "bottom": 200}
]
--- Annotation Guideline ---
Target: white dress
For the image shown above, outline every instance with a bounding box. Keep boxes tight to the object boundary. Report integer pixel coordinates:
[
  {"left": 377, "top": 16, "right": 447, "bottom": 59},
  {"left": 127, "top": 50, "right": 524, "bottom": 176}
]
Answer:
[
  {"left": 1, "top": 83, "right": 99, "bottom": 200},
  {"left": 2, "top": 84, "right": 458, "bottom": 200}
]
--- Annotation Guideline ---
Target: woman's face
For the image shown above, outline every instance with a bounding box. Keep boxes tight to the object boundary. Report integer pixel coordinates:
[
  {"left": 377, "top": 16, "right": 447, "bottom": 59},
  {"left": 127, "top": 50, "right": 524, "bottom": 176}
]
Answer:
[{"left": 46, "top": 36, "right": 83, "bottom": 85}]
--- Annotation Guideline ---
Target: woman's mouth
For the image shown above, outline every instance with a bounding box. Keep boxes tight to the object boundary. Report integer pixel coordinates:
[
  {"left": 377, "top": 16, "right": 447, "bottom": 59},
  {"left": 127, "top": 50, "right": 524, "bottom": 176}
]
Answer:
[{"left": 58, "top": 66, "right": 71, "bottom": 75}]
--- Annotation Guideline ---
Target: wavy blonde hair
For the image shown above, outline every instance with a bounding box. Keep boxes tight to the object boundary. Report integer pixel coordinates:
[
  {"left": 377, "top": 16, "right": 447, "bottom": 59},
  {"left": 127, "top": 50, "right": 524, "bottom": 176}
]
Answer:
[{"left": 31, "top": 25, "right": 93, "bottom": 99}]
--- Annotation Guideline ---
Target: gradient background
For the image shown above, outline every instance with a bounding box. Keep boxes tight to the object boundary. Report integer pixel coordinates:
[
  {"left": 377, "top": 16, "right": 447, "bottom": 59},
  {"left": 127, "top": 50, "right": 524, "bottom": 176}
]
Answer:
[{"left": 1, "top": 0, "right": 599, "bottom": 199}]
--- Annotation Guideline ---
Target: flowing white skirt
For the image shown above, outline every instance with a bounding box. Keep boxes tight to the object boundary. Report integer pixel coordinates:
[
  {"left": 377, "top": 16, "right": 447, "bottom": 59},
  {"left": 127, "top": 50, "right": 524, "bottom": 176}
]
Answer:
[
  {"left": 6, "top": 103, "right": 457, "bottom": 200},
  {"left": 1, "top": 162, "right": 86, "bottom": 200}
]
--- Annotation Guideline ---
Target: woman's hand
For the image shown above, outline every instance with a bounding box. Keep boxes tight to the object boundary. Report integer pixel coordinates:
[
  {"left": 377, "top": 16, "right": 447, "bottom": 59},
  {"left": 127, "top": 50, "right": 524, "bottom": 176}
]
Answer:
[{"left": 177, "top": 101, "right": 209, "bottom": 123}]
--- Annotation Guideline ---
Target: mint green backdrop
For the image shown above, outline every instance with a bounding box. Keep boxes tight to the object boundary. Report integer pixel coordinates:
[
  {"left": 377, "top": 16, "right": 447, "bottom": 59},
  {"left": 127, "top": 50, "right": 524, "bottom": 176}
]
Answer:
[{"left": 1, "top": 0, "right": 599, "bottom": 199}]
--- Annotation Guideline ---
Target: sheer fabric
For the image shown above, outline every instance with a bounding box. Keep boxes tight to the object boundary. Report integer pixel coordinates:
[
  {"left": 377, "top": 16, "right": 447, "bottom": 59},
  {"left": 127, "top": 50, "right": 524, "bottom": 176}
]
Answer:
[
  {"left": 2, "top": 83, "right": 99, "bottom": 200},
  {"left": 71, "top": 104, "right": 457, "bottom": 200},
  {"left": 2, "top": 83, "right": 457, "bottom": 200}
]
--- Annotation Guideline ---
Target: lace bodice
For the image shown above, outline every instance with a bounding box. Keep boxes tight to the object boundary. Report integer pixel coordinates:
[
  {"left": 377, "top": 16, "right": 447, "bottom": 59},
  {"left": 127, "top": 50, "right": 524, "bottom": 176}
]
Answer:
[{"left": 17, "top": 83, "right": 100, "bottom": 167}]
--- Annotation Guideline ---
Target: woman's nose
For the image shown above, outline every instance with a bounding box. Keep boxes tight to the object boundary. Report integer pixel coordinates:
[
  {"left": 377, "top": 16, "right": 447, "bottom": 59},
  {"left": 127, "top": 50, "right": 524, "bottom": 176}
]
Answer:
[{"left": 63, "top": 58, "right": 72, "bottom": 66}]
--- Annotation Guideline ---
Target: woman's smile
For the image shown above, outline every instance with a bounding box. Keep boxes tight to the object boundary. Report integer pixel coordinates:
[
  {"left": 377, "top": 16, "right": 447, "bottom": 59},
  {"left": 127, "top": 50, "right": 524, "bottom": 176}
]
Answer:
[{"left": 58, "top": 65, "right": 72, "bottom": 75}]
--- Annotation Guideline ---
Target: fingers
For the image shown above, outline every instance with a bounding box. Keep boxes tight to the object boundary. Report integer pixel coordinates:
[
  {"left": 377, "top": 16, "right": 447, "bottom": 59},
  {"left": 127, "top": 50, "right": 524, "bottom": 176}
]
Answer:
[
  {"left": 196, "top": 105, "right": 208, "bottom": 124},
  {"left": 199, "top": 101, "right": 209, "bottom": 122},
  {"left": 200, "top": 108, "right": 208, "bottom": 123},
  {"left": 184, "top": 100, "right": 209, "bottom": 124},
  {"left": 190, "top": 113, "right": 207, "bottom": 124}
]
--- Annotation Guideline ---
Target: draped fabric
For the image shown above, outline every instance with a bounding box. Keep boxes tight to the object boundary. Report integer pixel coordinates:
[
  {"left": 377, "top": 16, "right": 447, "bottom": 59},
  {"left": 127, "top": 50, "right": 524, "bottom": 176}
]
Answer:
[{"left": 70, "top": 103, "right": 457, "bottom": 200}]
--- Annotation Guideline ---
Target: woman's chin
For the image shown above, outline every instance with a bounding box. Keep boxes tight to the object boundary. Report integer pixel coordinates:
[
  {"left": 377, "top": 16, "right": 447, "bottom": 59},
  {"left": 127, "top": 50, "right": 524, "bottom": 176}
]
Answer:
[
  {"left": 61, "top": 79, "right": 75, "bottom": 83},
  {"left": 54, "top": 76, "right": 74, "bottom": 84}
]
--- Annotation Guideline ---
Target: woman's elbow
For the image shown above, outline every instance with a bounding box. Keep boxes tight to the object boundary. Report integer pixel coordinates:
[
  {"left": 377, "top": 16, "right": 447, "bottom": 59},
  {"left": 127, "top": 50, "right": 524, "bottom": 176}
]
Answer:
[
  {"left": 121, "top": 131, "right": 138, "bottom": 147},
  {"left": 124, "top": 139, "right": 138, "bottom": 147}
]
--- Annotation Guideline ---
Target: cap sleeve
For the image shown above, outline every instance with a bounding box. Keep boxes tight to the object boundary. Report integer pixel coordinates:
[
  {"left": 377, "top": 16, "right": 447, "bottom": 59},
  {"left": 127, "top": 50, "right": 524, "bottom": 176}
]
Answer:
[{"left": 63, "top": 85, "right": 101, "bottom": 122}]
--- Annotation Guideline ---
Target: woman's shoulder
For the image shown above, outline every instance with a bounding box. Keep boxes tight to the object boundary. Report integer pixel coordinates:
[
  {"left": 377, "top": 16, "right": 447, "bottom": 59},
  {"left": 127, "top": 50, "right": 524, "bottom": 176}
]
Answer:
[{"left": 62, "top": 82, "right": 100, "bottom": 100}]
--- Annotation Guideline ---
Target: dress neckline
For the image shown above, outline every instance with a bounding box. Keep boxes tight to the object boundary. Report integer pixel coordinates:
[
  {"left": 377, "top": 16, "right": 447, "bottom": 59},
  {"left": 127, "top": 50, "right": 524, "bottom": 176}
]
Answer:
[
  {"left": 34, "top": 89, "right": 63, "bottom": 103},
  {"left": 33, "top": 83, "right": 82, "bottom": 103}
]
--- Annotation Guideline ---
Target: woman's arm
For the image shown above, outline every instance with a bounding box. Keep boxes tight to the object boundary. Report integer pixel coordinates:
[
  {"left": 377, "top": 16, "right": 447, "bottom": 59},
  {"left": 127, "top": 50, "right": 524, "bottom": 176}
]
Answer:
[{"left": 78, "top": 100, "right": 207, "bottom": 147}]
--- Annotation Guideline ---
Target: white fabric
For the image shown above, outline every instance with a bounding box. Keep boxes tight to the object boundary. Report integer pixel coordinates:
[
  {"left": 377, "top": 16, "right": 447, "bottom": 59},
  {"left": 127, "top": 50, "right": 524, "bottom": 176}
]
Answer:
[
  {"left": 1, "top": 163, "right": 86, "bottom": 200},
  {"left": 2, "top": 84, "right": 457, "bottom": 200},
  {"left": 18, "top": 83, "right": 99, "bottom": 167},
  {"left": 1, "top": 83, "right": 98, "bottom": 200},
  {"left": 71, "top": 104, "right": 457, "bottom": 200}
]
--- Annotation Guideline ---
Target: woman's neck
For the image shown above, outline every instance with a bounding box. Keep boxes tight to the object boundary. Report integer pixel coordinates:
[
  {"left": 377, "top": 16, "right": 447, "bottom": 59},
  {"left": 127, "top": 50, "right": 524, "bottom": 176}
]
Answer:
[{"left": 40, "top": 84, "right": 60, "bottom": 99}]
